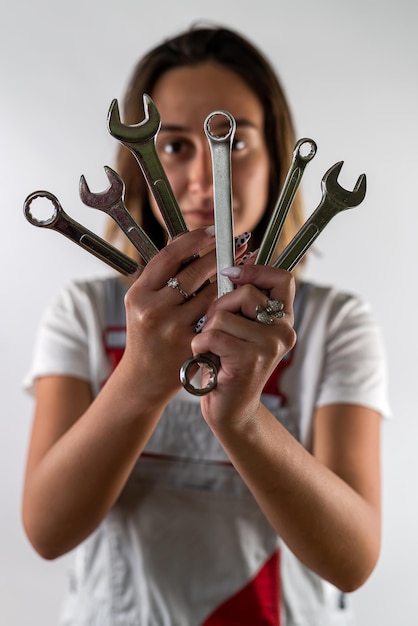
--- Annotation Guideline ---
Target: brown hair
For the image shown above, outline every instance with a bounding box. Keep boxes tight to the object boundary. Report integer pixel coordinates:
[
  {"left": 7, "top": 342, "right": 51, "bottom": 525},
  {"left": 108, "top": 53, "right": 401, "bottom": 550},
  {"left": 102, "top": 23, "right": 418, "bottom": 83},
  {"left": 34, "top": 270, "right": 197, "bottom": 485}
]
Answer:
[{"left": 106, "top": 24, "right": 305, "bottom": 263}]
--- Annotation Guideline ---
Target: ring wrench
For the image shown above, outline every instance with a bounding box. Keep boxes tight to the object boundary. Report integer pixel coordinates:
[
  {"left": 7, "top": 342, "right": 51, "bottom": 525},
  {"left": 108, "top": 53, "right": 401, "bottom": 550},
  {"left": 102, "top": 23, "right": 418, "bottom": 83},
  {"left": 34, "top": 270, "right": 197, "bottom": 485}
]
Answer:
[
  {"left": 255, "top": 138, "right": 317, "bottom": 266},
  {"left": 180, "top": 110, "right": 236, "bottom": 396},
  {"left": 79, "top": 166, "right": 159, "bottom": 263},
  {"left": 272, "top": 161, "right": 366, "bottom": 271},
  {"left": 107, "top": 94, "right": 188, "bottom": 240},
  {"left": 24, "top": 190, "right": 138, "bottom": 276}
]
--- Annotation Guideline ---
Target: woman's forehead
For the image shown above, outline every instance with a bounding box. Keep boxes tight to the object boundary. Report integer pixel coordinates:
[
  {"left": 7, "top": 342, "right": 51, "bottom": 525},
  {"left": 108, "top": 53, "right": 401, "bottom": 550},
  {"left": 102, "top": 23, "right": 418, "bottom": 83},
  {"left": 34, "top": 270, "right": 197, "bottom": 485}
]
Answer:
[{"left": 150, "top": 63, "right": 264, "bottom": 129}]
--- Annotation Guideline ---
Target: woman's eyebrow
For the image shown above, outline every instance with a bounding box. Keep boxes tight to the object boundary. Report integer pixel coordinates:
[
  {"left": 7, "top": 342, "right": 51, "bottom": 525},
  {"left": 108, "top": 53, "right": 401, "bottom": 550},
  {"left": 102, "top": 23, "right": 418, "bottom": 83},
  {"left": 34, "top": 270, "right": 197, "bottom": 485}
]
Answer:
[
  {"left": 160, "top": 119, "right": 258, "bottom": 133},
  {"left": 160, "top": 124, "right": 189, "bottom": 133}
]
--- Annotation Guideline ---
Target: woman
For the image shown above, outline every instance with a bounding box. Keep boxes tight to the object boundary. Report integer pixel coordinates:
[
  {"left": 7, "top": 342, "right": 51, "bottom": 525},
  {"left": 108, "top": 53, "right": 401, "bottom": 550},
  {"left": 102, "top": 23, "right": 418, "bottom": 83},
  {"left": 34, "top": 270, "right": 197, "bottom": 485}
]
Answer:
[{"left": 22, "top": 25, "right": 389, "bottom": 626}]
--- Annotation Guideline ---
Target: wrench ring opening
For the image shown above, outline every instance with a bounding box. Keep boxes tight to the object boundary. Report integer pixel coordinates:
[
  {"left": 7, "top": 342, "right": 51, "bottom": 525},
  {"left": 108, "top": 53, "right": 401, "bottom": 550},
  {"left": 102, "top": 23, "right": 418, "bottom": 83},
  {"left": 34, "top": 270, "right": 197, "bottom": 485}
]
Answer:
[
  {"left": 204, "top": 110, "right": 236, "bottom": 143},
  {"left": 24, "top": 191, "right": 61, "bottom": 227},
  {"left": 180, "top": 354, "right": 218, "bottom": 396},
  {"left": 295, "top": 138, "right": 317, "bottom": 163}
]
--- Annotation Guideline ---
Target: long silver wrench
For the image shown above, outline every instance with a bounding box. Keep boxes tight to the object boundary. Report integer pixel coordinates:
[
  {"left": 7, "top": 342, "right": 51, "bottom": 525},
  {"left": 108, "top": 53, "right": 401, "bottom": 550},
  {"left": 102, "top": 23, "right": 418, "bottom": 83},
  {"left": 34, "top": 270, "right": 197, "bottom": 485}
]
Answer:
[
  {"left": 180, "top": 110, "right": 236, "bottom": 396},
  {"left": 23, "top": 190, "right": 138, "bottom": 276},
  {"left": 272, "top": 161, "right": 366, "bottom": 271},
  {"left": 181, "top": 158, "right": 367, "bottom": 395},
  {"left": 107, "top": 94, "right": 188, "bottom": 240},
  {"left": 255, "top": 138, "right": 317, "bottom": 266},
  {"left": 79, "top": 166, "right": 159, "bottom": 263}
]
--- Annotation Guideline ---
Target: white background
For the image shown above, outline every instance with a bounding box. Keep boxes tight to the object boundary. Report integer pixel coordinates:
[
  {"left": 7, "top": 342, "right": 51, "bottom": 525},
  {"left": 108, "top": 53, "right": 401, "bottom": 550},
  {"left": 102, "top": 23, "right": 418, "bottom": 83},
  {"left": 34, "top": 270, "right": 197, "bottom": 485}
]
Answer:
[{"left": 1, "top": 1, "right": 417, "bottom": 624}]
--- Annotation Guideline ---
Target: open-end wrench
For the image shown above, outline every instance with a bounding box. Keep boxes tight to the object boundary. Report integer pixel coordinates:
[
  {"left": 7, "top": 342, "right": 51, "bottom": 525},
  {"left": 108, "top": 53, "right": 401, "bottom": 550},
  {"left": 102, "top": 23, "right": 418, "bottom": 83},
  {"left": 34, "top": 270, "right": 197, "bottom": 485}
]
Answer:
[
  {"left": 24, "top": 190, "right": 138, "bottom": 276},
  {"left": 107, "top": 94, "right": 188, "bottom": 240},
  {"left": 180, "top": 110, "right": 236, "bottom": 396},
  {"left": 272, "top": 161, "right": 366, "bottom": 271},
  {"left": 255, "top": 138, "right": 317, "bottom": 266},
  {"left": 79, "top": 166, "right": 159, "bottom": 264}
]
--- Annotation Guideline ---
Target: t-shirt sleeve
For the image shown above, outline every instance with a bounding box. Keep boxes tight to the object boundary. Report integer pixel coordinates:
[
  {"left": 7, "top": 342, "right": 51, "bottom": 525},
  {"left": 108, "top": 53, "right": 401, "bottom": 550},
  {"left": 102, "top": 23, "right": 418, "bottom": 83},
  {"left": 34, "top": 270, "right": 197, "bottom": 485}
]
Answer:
[
  {"left": 23, "top": 280, "right": 108, "bottom": 395},
  {"left": 317, "top": 291, "right": 391, "bottom": 417}
]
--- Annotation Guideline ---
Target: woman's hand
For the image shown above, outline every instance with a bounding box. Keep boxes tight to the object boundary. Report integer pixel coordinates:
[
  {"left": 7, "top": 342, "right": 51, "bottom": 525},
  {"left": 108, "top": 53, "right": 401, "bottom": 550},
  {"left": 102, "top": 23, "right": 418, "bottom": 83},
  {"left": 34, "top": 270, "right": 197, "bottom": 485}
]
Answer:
[
  {"left": 192, "top": 263, "right": 296, "bottom": 429},
  {"left": 118, "top": 227, "right": 251, "bottom": 408},
  {"left": 118, "top": 227, "right": 218, "bottom": 406}
]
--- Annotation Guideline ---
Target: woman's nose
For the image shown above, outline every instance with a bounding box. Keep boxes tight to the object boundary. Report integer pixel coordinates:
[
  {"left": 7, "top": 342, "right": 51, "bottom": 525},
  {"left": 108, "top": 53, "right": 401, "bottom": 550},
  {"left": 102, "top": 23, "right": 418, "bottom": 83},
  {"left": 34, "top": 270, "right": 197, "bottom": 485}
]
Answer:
[{"left": 187, "top": 146, "right": 213, "bottom": 195}]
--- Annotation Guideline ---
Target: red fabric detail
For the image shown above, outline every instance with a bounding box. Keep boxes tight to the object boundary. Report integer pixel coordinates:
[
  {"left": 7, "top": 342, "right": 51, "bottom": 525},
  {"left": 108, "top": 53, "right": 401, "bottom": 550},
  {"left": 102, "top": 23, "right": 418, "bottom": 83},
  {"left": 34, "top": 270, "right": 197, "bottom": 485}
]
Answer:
[
  {"left": 103, "top": 325, "right": 126, "bottom": 371},
  {"left": 262, "top": 348, "right": 294, "bottom": 404},
  {"left": 201, "top": 551, "right": 281, "bottom": 626}
]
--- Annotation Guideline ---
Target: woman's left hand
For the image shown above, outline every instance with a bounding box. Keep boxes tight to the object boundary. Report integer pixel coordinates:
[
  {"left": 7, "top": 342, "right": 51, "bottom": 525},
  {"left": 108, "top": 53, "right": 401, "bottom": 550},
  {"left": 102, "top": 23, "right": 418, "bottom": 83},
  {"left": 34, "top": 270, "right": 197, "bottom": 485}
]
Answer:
[{"left": 191, "top": 263, "right": 296, "bottom": 430}]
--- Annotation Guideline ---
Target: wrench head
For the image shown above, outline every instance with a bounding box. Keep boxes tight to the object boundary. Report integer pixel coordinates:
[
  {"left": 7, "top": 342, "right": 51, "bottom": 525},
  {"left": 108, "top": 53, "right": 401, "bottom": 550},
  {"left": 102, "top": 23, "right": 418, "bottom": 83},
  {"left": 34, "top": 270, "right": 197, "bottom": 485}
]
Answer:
[
  {"left": 322, "top": 161, "right": 367, "bottom": 208},
  {"left": 79, "top": 166, "right": 124, "bottom": 210},
  {"left": 107, "top": 93, "right": 161, "bottom": 144}
]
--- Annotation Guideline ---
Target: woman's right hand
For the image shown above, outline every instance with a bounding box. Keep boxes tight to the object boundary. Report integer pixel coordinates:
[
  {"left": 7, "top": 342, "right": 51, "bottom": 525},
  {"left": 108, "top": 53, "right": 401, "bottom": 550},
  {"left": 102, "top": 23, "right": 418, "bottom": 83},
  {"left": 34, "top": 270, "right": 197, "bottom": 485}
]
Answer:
[{"left": 116, "top": 226, "right": 220, "bottom": 407}]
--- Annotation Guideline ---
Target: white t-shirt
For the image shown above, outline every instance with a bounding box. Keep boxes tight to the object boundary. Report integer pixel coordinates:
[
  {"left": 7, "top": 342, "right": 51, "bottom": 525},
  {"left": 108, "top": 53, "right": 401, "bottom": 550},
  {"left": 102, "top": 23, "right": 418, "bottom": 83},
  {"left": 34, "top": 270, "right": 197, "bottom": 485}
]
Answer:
[{"left": 24, "top": 277, "right": 390, "bottom": 626}]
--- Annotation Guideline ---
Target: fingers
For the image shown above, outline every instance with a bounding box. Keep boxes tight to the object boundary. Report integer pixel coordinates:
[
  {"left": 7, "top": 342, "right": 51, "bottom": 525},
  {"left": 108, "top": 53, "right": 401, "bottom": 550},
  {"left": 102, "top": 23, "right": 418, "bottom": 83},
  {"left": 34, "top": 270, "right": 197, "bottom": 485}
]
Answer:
[{"left": 205, "top": 265, "right": 295, "bottom": 324}]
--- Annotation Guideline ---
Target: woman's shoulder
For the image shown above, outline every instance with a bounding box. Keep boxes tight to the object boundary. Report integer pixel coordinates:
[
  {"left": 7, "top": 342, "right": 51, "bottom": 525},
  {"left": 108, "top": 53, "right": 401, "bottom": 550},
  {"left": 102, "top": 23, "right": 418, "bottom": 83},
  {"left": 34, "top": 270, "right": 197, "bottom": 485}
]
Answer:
[
  {"left": 51, "top": 275, "right": 125, "bottom": 310},
  {"left": 297, "top": 280, "right": 378, "bottom": 338},
  {"left": 300, "top": 280, "right": 371, "bottom": 317}
]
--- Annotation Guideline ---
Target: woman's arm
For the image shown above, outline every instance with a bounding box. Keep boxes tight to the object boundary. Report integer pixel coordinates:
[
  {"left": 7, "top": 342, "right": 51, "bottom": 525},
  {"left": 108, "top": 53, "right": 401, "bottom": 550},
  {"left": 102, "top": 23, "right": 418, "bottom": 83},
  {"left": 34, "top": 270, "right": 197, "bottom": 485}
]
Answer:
[
  {"left": 196, "top": 263, "right": 381, "bottom": 591},
  {"left": 22, "top": 227, "right": 221, "bottom": 559},
  {"left": 207, "top": 402, "right": 380, "bottom": 593}
]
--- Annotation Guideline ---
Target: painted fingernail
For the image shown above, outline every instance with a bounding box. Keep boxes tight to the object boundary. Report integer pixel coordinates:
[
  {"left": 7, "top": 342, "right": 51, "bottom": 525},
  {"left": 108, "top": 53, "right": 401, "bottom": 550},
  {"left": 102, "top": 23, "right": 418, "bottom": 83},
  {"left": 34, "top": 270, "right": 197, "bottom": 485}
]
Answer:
[
  {"left": 194, "top": 315, "right": 207, "bottom": 333},
  {"left": 237, "top": 251, "right": 256, "bottom": 266},
  {"left": 234, "top": 232, "right": 251, "bottom": 249},
  {"left": 221, "top": 266, "right": 243, "bottom": 278},
  {"left": 205, "top": 225, "right": 216, "bottom": 237}
]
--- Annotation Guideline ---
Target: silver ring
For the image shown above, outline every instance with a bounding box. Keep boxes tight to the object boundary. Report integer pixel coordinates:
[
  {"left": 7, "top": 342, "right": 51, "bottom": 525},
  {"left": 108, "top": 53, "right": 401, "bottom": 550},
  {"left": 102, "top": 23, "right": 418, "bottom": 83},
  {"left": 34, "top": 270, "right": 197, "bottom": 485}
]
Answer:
[
  {"left": 256, "top": 299, "right": 284, "bottom": 324},
  {"left": 167, "top": 277, "right": 189, "bottom": 299}
]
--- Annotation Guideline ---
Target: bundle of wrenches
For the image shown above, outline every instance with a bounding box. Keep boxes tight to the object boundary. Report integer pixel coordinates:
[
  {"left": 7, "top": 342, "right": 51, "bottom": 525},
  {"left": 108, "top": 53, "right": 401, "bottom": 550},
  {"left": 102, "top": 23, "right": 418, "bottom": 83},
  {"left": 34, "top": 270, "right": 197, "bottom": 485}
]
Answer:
[{"left": 24, "top": 94, "right": 366, "bottom": 395}]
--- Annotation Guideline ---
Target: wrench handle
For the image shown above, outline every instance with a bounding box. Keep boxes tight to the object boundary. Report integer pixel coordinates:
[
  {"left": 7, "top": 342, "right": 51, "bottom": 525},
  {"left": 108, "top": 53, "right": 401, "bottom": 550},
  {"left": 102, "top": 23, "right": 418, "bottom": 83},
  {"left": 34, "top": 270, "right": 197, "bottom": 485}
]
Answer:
[
  {"left": 180, "top": 111, "right": 236, "bottom": 396},
  {"left": 256, "top": 138, "right": 316, "bottom": 266},
  {"left": 24, "top": 191, "right": 139, "bottom": 276}
]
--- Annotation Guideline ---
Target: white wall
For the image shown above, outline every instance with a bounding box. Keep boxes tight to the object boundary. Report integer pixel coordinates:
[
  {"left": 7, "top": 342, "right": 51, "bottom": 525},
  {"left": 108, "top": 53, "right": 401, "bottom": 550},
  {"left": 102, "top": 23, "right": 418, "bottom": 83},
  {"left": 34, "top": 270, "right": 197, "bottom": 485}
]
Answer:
[{"left": 2, "top": 0, "right": 417, "bottom": 623}]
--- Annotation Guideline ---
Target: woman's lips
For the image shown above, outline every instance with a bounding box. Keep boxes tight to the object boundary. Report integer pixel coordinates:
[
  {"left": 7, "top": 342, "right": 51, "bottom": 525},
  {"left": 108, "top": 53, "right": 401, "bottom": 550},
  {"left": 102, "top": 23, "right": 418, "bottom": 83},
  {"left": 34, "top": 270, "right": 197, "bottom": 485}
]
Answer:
[{"left": 183, "top": 209, "right": 215, "bottom": 223}]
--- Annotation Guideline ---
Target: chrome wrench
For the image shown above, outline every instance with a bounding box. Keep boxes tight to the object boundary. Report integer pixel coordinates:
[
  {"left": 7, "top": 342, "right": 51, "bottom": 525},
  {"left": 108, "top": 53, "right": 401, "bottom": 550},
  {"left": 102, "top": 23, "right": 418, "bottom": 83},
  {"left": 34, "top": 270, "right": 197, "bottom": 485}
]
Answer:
[
  {"left": 79, "top": 166, "right": 159, "bottom": 263},
  {"left": 107, "top": 94, "right": 188, "bottom": 240},
  {"left": 255, "top": 138, "right": 317, "bottom": 266},
  {"left": 24, "top": 190, "right": 138, "bottom": 276},
  {"left": 180, "top": 110, "right": 236, "bottom": 396},
  {"left": 272, "top": 161, "right": 367, "bottom": 271}
]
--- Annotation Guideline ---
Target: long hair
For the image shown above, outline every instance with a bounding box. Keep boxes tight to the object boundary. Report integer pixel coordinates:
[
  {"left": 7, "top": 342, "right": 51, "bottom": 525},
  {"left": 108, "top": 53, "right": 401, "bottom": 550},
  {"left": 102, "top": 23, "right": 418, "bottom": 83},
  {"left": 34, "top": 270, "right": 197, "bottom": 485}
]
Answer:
[{"left": 106, "top": 25, "right": 305, "bottom": 264}]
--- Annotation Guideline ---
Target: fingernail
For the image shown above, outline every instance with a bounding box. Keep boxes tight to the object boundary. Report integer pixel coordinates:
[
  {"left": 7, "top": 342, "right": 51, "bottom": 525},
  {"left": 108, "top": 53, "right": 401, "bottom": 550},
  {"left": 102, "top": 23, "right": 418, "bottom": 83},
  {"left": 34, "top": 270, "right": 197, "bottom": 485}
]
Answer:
[
  {"left": 234, "top": 232, "right": 251, "bottom": 249},
  {"left": 221, "top": 266, "right": 243, "bottom": 278},
  {"left": 205, "top": 225, "right": 216, "bottom": 237},
  {"left": 194, "top": 314, "right": 207, "bottom": 333},
  {"left": 237, "top": 251, "right": 256, "bottom": 266}
]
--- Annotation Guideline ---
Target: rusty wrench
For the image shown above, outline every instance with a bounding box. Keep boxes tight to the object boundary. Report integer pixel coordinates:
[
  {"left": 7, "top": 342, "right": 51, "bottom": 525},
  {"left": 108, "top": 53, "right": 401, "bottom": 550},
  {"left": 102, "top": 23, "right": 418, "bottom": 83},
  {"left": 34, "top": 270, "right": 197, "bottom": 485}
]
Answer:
[
  {"left": 107, "top": 94, "right": 188, "bottom": 240},
  {"left": 23, "top": 190, "right": 139, "bottom": 276},
  {"left": 79, "top": 166, "right": 159, "bottom": 263},
  {"left": 272, "top": 161, "right": 366, "bottom": 271}
]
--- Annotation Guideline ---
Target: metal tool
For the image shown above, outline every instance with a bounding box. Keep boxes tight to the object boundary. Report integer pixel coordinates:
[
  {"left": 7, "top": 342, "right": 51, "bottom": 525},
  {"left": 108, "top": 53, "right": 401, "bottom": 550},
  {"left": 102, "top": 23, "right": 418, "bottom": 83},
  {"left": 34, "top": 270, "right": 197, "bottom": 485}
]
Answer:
[
  {"left": 24, "top": 190, "right": 138, "bottom": 276},
  {"left": 272, "top": 161, "right": 366, "bottom": 271},
  {"left": 180, "top": 110, "right": 236, "bottom": 396},
  {"left": 255, "top": 138, "right": 317, "bottom": 266},
  {"left": 107, "top": 93, "right": 188, "bottom": 240},
  {"left": 79, "top": 166, "right": 159, "bottom": 263}
]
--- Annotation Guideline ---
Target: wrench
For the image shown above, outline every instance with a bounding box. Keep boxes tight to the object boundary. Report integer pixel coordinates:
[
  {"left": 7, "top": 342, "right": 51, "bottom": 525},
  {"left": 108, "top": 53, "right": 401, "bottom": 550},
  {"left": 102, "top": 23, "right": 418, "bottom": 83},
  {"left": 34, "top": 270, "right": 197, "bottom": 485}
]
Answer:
[
  {"left": 272, "top": 161, "right": 366, "bottom": 271},
  {"left": 24, "top": 190, "right": 138, "bottom": 276},
  {"left": 107, "top": 94, "right": 188, "bottom": 240},
  {"left": 79, "top": 166, "right": 159, "bottom": 263},
  {"left": 180, "top": 110, "right": 236, "bottom": 396},
  {"left": 255, "top": 138, "right": 317, "bottom": 266},
  {"left": 181, "top": 158, "right": 367, "bottom": 396}
]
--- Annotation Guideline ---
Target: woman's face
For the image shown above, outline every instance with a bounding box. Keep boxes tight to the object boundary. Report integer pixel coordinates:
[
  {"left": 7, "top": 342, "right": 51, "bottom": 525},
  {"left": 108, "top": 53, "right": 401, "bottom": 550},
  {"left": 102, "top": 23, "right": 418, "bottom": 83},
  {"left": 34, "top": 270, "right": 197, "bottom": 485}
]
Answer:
[{"left": 150, "top": 62, "right": 270, "bottom": 236}]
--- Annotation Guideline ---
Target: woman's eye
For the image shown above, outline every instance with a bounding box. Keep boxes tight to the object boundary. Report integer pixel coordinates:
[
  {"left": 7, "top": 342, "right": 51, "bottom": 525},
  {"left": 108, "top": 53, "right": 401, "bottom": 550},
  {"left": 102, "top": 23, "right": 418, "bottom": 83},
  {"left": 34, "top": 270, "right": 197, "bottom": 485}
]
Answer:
[
  {"left": 232, "top": 138, "right": 246, "bottom": 152},
  {"left": 162, "top": 141, "right": 184, "bottom": 155}
]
